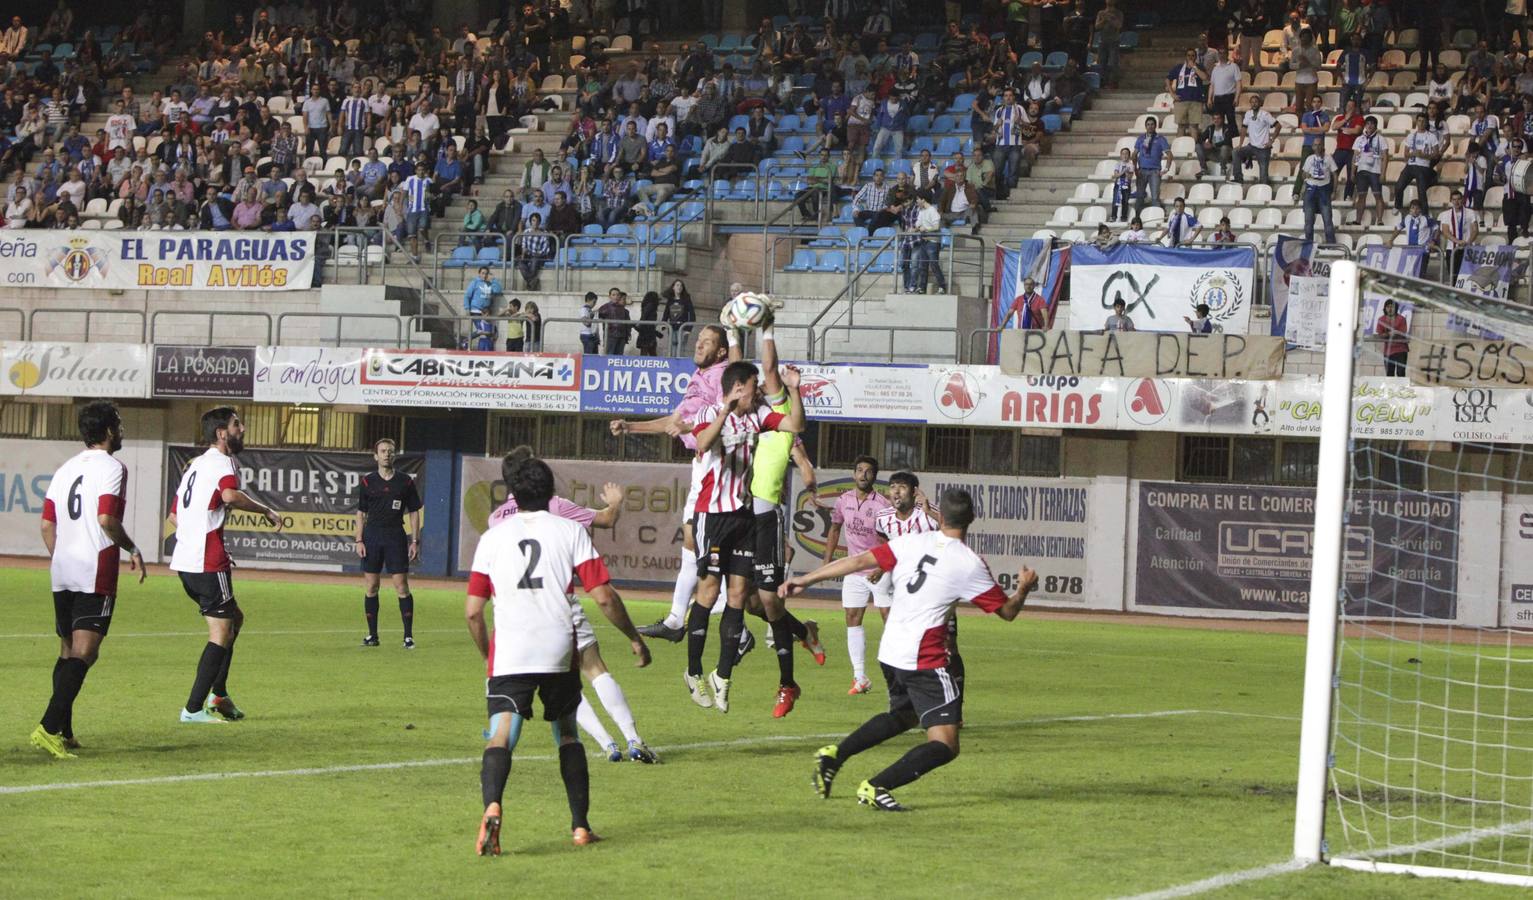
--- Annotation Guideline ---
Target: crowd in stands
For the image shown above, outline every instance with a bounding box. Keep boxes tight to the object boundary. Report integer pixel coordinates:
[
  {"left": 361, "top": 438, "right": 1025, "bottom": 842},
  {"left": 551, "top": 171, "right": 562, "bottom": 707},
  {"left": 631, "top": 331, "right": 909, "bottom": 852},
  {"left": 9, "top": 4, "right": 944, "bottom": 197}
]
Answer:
[{"left": 1082, "top": 2, "right": 1533, "bottom": 260}]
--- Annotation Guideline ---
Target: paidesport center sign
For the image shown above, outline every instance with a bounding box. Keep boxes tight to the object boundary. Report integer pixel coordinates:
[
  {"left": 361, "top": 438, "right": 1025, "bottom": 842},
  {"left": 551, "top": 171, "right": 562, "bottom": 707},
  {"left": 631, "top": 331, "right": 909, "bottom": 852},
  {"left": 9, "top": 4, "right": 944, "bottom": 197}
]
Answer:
[{"left": 0, "top": 231, "right": 316, "bottom": 290}]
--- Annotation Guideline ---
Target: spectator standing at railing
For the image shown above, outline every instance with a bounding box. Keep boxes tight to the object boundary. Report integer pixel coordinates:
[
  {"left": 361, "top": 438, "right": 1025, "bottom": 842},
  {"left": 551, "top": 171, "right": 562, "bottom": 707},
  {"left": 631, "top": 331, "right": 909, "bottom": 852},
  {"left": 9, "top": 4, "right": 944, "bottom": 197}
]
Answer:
[
  {"left": 502, "top": 299, "right": 527, "bottom": 352},
  {"left": 1133, "top": 116, "right": 1171, "bottom": 213},
  {"left": 1104, "top": 297, "right": 1136, "bottom": 331},
  {"left": 662, "top": 280, "right": 694, "bottom": 355},
  {"left": 1160, "top": 197, "right": 1202, "bottom": 247},
  {"left": 636, "top": 291, "right": 661, "bottom": 356},
  {"left": 1438, "top": 189, "right": 1478, "bottom": 275},
  {"left": 598, "top": 290, "right": 632, "bottom": 355},
  {"left": 1300, "top": 147, "right": 1339, "bottom": 244}
]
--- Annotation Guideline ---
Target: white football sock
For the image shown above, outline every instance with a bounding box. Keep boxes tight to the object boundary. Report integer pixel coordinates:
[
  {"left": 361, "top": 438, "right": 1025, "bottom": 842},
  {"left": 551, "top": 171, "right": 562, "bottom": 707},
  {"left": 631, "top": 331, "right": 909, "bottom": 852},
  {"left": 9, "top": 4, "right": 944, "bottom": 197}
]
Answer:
[
  {"left": 665, "top": 548, "right": 698, "bottom": 628},
  {"left": 574, "top": 693, "right": 615, "bottom": 749},
  {"left": 591, "top": 672, "right": 640, "bottom": 744},
  {"left": 847, "top": 625, "right": 866, "bottom": 681}
]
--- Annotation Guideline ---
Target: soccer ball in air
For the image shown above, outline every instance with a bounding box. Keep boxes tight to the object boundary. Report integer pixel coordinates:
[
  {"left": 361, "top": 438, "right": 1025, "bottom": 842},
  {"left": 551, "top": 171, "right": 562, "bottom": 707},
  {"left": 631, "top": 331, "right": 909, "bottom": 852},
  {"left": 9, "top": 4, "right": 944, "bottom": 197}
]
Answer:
[{"left": 720, "top": 292, "right": 777, "bottom": 330}]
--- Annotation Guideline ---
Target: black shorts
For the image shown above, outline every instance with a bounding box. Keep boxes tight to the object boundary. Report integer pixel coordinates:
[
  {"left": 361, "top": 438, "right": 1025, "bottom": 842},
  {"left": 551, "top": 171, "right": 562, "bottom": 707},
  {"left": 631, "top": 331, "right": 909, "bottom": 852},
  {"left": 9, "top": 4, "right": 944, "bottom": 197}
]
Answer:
[
  {"left": 53, "top": 590, "right": 114, "bottom": 638},
  {"left": 697, "top": 509, "right": 755, "bottom": 579},
  {"left": 361, "top": 531, "right": 410, "bottom": 575},
  {"left": 178, "top": 571, "right": 240, "bottom": 618},
  {"left": 751, "top": 507, "right": 786, "bottom": 591},
  {"left": 882, "top": 662, "right": 964, "bottom": 729},
  {"left": 486, "top": 671, "right": 583, "bottom": 722}
]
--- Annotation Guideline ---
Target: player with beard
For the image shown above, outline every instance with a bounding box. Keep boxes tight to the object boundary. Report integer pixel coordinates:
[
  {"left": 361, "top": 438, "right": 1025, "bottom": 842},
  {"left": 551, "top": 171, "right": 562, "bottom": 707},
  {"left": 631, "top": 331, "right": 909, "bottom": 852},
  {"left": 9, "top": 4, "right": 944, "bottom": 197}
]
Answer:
[
  {"left": 822, "top": 456, "right": 892, "bottom": 694},
  {"left": 168, "top": 407, "right": 282, "bottom": 724},
  {"left": 32, "top": 401, "right": 147, "bottom": 758}
]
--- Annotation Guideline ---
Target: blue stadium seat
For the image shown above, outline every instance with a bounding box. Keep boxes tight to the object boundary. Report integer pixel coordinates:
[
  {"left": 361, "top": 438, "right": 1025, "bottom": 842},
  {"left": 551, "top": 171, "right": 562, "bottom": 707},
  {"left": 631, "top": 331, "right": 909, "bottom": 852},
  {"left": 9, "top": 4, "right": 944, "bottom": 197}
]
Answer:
[
  {"left": 726, "top": 180, "right": 757, "bottom": 201},
  {"left": 887, "top": 159, "right": 912, "bottom": 176},
  {"left": 778, "top": 114, "right": 801, "bottom": 132},
  {"left": 784, "top": 248, "right": 817, "bottom": 272},
  {"left": 1019, "top": 51, "right": 1043, "bottom": 68},
  {"left": 867, "top": 249, "right": 895, "bottom": 273},
  {"left": 812, "top": 250, "right": 847, "bottom": 272},
  {"left": 53, "top": 43, "right": 73, "bottom": 59},
  {"left": 913, "top": 33, "right": 938, "bottom": 51},
  {"left": 832, "top": 203, "right": 854, "bottom": 223},
  {"left": 576, "top": 247, "right": 605, "bottom": 268},
  {"left": 600, "top": 248, "right": 631, "bottom": 269},
  {"left": 728, "top": 114, "right": 750, "bottom": 132},
  {"left": 807, "top": 225, "right": 843, "bottom": 247},
  {"left": 712, "top": 179, "right": 732, "bottom": 199},
  {"left": 475, "top": 246, "right": 503, "bottom": 263},
  {"left": 698, "top": 33, "right": 719, "bottom": 49},
  {"left": 772, "top": 14, "right": 790, "bottom": 29},
  {"left": 843, "top": 226, "right": 869, "bottom": 246},
  {"left": 766, "top": 179, "right": 795, "bottom": 200},
  {"left": 947, "top": 72, "right": 966, "bottom": 87},
  {"left": 651, "top": 224, "right": 679, "bottom": 243},
  {"left": 1045, "top": 51, "right": 1069, "bottom": 70},
  {"left": 947, "top": 94, "right": 975, "bottom": 114},
  {"left": 1119, "top": 32, "right": 1139, "bottom": 50},
  {"left": 909, "top": 136, "right": 936, "bottom": 155},
  {"left": 680, "top": 202, "right": 705, "bottom": 222},
  {"left": 1085, "top": 71, "right": 1102, "bottom": 91},
  {"left": 935, "top": 137, "right": 961, "bottom": 156},
  {"left": 582, "top": 223, "right": 604, "bottom": 236},
  {"left": 718, "top": 33, "right": 741, "bottom": 51},
  {"left": 932, "top": 114, "right": 959, "bottom": 133},
  {"left": 908, "top": 115, "right": 931, "bottom": 134},
  {"left": 442, "top": 246, "right": 475, "bottom": 268},
  {"left": 870, "top": 227, "right": 897, "bottom": 242},
  {"left": 780, "top": 135, "right": 806, "bottom": 154},
  {"left": 1042, "top": 114, "right": 1063, "bottom": 133}
]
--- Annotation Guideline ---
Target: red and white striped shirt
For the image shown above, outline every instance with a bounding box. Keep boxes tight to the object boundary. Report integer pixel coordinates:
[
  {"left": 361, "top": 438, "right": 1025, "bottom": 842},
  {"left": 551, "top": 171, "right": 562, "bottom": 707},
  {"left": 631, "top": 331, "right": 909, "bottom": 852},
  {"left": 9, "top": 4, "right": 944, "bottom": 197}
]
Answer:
[
  {"left": 689, "top": 403, "right": 786, "bottom": 514},
  {"left": 876, "top": 505, "right": 939, "bottom": 539},
  {"left": 169, "top": 447, "right": 241, "bottom": 574},
  {"left": 42, "top": 448, "right": 128, "bottom": 595},
  {"left": 870, "top": 531, "right": 1008, "bottom": 670}
]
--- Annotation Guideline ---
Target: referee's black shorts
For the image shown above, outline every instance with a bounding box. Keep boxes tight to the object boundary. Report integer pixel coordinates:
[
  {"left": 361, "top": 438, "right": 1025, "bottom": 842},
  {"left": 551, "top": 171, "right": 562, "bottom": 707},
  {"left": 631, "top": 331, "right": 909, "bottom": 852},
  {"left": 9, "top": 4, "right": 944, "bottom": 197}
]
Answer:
[
  {"left": 361, "top": 530, "right": 410, "bottom": 575},
  {"left": 53, "top": 590, "right": 114, "bottom": 638}
]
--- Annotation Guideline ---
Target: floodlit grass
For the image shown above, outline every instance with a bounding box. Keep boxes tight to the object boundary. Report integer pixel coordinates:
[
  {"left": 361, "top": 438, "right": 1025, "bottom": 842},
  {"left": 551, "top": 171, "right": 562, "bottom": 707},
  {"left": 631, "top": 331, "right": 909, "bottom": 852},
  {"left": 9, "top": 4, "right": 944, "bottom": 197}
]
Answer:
[{"left": 0, "top": 567, "right": 1523, "bottom": 898}]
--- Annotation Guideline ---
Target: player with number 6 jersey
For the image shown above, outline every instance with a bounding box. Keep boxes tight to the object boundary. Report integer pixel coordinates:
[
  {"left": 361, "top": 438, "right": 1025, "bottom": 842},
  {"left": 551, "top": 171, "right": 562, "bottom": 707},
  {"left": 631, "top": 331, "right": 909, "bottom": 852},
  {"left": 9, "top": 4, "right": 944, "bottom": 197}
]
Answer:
[
  {"left": 31, "top": 401, "right": 147, "bottom": 760},
  {"left": 465, "top": 456, "right": 650, "bottom": 854},
  {"left": 168, "top": 408, "right": 282, "bottom": 725},
  {"left": 781, "top": 489, "right": 1038, "bottom": 812}
]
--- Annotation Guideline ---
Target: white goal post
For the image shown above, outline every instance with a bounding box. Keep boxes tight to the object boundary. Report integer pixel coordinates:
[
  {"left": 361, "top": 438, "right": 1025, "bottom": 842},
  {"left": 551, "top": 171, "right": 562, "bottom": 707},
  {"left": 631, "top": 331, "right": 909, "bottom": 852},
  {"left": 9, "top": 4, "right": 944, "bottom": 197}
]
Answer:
[{"left": 1294, "top": 259, "right": 1533, "bottom": 888}]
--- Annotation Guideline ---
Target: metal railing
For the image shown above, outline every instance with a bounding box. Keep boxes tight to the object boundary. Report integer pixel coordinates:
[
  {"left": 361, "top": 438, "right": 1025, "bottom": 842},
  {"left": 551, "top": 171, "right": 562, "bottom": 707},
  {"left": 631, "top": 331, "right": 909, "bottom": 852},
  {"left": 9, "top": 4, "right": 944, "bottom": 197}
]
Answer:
[
  {"left": 28, "top": 308, "right": 147, "bottom": 343},
  {"left": 275, "top": 312, "right": 406, "bottom": 347},
  {"left": 814, "top": 324, "right": 962, "bottom": 363},
  {"left": 149, "top": 310, "right": 273, "bottom": 346}
]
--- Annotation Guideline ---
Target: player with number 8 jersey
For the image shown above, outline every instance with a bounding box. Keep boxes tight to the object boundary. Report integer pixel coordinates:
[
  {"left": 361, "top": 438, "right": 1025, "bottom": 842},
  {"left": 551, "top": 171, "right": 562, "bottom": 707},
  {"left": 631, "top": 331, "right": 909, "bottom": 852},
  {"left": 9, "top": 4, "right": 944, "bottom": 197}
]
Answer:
[{"left": 168, "top": 408, "right": 282, "bottom": 725}]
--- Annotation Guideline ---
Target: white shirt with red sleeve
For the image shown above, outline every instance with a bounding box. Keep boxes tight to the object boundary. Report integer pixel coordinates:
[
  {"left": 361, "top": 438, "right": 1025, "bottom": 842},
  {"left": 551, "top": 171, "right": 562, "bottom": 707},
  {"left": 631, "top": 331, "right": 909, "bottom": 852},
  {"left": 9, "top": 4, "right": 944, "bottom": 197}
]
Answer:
[
  {"left": 870, "top": 530, "right": 1008, "bottom": 670},
  {"left": 690, "top": 402, "right": 785, "bottom": 514},
  {"left": 487, "top": 493, "right": 597, "bottom": 529},
  {"left": 169, "top": 447, "right": 241, "bottom": 574},
  {"left": 42, "top": 448, "right": 128, "bottom": 595},
  {"left": 832, "top": 488, "right": 891, "bottom": 576},
  {"left": 875, "top": 505, "right": 939, "bottom": 539},
  {"left": 468, "top": 510, "right": 612, "bottom": 676}
]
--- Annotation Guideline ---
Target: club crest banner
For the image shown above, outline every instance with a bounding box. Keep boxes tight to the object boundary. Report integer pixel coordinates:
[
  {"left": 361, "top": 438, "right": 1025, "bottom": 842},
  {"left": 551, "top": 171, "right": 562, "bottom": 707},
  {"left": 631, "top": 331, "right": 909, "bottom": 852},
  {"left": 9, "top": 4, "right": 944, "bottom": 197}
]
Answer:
[{"left": 1069, "top": 243, "right": 1254, "bottom": 333}]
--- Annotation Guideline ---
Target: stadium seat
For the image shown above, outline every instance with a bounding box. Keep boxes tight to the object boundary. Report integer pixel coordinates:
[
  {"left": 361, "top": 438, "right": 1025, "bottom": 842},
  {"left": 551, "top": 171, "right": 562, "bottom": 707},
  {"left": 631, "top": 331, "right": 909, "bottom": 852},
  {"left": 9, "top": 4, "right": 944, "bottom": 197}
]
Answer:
[
  {"left": 442, "top": 246, "right": 475, "bottom": 268},
  {"left": 1081, "top": 206, "right": 1109, "bottom": 226},
  {"left": 784, "top": 248, "right": 817, "bottom": 272},
  {"left": 812, "top": 250, "right": 848, "bottom": 272},
  {"left": 1019, "top": 51, "right": 1043, "bottom": 68},
  {"left": 1245, "top": 184, "right": 1274, "bottom": 206},
  {"left": 1044, "top": 51, "right": 1069, "bottom": 70},
  {"left": 1072, "top": 183, "right": 1100, "bottom": 203},
  {"left": 1046, "top": 206, "right": 1079, "bottom": 227},
  {"left": 475, "top": 246, "right": 503, "bottom": 264},
  {"left": 1227, "top": 207, "right": 1254, "bottom": 229},
  {"left": 1186, "top": 183, "right": 1214, "bottom": 204}
]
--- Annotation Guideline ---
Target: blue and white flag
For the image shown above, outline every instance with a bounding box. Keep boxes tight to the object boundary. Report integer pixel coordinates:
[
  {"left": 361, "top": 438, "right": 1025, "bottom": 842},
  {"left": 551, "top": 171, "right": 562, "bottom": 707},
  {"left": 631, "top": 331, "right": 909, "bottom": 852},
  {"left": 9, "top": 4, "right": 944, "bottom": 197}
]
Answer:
[
  {"left": 1268, "top": 237, "right": 1331, "bottom": 344},
  {"left": 1070, "top": 243, "right": 1254, "bottom": 333},
  {"left": 990, "top": 239, "right": 1068, "bottom": 361},
  {"left": 1358, "top": 244, "right": 1427, "bottom": 333}
]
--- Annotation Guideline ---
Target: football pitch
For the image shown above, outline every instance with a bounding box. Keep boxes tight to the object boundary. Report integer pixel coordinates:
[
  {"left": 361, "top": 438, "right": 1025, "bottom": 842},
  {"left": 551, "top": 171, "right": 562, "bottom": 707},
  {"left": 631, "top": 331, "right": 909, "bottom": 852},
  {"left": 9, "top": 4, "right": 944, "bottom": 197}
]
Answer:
[{"left": 0, "top": 566, "right": 1520, "bottom": 899}]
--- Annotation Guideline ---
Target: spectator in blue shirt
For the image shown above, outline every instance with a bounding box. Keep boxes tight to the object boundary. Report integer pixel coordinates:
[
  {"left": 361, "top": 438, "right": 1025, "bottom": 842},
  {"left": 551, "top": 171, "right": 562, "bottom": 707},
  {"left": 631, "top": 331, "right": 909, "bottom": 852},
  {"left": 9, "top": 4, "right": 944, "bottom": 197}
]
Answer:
[
  {"left": 519, "top": 189, "right": 550, "bottom": 225},
  {"left": 870, "top": 95, "right": 910, "bottom": 159},
  {"left": 387, "top": 146, "right": 415, "bottom": 180},
  {"left": 463, "top": 266, "right": 501, "bottom": 315},
  {"left": 433, "top": 146, "right": 465, "bottom": 211},
  {"left": 1337, "top": 34, "right": 1370, "bottom": 113},
  {"left": 360, "top": 149, "right": 388, "bottom": 201},
  {"left": 647, "top": 123, "right": 676, "bottom": 163},
  {"left": 1133, "top": 116, "right": 1171, "bottom": 214}
]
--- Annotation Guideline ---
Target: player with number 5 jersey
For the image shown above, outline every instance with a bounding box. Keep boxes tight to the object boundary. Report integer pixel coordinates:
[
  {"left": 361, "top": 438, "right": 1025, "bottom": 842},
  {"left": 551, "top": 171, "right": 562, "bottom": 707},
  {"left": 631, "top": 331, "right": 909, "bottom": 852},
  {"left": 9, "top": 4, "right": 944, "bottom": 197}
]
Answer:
[
  {"left": 781, "top": 489, "right": 1038, "bottom": 812},
  {"left": 168, "top": 407, "right": 282, "bottom": 725},
  {"left": 466, "top": 456, "right": 650, "bottom": 854},
  {"left": 31, "top": 401, "right": 147, "bottom": 760}
]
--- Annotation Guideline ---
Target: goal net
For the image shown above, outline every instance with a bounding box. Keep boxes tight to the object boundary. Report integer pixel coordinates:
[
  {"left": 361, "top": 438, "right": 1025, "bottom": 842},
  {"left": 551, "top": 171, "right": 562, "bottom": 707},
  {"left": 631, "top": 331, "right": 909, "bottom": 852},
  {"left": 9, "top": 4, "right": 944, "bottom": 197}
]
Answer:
[{"left": 1295, "top": 261, "right": 1533, "bottom": 888}]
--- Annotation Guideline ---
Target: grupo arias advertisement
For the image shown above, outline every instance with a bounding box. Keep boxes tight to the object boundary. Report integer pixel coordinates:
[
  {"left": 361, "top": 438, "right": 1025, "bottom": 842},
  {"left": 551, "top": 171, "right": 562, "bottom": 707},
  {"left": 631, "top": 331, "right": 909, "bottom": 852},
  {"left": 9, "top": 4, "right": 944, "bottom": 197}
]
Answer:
[
  {"left": 1134, "top": 482, "right": 1459, "bottom": 618},
  {"left": 163, "top": 446, "right": 423, "bottom": 568}
]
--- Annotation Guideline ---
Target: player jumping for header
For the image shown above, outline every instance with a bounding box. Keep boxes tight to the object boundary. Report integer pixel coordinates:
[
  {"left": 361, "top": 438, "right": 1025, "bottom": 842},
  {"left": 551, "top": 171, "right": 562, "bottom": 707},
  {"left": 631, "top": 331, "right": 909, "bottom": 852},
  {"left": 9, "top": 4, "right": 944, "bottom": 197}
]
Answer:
[
  {"left": 355, "top": 437, "right": 423, "bottom": 649},
  {"left": 782, "top": 489, "right": 1037, "bottom": 811},
  {"left": 32, "top": 400, "right": 147, "bottom": 759},
  {"left": 169, "top": 407, "right": 282, "bottom": 724}
]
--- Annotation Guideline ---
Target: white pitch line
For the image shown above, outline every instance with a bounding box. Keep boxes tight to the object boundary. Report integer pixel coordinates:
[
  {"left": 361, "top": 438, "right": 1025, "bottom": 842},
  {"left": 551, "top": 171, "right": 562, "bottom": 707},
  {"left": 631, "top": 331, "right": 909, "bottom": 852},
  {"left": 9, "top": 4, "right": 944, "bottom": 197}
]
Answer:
[
  {"left": 0, "top": 708, "right": 1217, "bottom": 797},
  {"left": 1117, "top": 860, "right": 1311, "bottom": 900},
  {"left": 1119, "top": 815, "right": 1533, "bottom": 899},
  {"left": 0, "top": 628, "right": 472, "bottom": 640}
]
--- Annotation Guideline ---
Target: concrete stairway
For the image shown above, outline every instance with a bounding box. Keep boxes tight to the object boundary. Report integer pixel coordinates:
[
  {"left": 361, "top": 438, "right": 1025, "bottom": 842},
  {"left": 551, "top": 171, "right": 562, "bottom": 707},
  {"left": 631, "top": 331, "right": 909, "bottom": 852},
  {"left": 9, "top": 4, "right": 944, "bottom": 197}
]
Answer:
[{"left": 984, "top": 27, "right": 1200, "bottom": 239}]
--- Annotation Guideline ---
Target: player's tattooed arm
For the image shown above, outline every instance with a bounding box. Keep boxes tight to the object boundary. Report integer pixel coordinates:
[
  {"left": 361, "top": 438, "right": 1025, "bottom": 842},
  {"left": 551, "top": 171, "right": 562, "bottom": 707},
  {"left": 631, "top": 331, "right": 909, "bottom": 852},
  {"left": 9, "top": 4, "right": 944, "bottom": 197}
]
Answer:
[{"left": 590, "top": 482, "right": 624, "bottom": 529}]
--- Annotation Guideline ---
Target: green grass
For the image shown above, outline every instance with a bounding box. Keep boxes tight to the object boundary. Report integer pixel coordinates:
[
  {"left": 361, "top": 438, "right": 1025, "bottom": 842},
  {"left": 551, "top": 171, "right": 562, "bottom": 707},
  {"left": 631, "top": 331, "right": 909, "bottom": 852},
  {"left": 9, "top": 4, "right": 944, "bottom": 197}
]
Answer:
[{"left": 0, "top": 566, "right": 1525, "bottom": 898}]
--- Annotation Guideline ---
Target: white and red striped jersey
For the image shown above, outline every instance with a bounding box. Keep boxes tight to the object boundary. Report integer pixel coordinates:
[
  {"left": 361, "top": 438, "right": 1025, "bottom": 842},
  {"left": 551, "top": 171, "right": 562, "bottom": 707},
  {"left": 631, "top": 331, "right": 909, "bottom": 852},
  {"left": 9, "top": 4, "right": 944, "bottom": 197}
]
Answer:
[
  {"left": 870, "top": 531, "right": 1008, "bottom": 670},
  {"left": 169, "top": 447, "right": 241, "bottom": 573},
  {"left": 876, "top": 505, "right": 939, "bottom": 539},
  {"left": 42, "top": 448, "right": 128, "bottom": 595},
  {"left": 689, "top": 403, "right": 786, "bottom": 514},
  {"left": 469, "top": 510, "right": 612, "bottom": 676}
]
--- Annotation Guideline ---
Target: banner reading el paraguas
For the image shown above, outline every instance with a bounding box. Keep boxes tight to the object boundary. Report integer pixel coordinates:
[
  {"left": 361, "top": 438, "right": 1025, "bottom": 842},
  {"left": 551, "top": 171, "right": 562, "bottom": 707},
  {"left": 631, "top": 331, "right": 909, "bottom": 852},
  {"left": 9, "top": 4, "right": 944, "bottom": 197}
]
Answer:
[
  {"left": 0, "top": 230, "right": 316, "bottom": 290},
  {"left": 163, "top": 446, "right": 423, "bottom": 568}
]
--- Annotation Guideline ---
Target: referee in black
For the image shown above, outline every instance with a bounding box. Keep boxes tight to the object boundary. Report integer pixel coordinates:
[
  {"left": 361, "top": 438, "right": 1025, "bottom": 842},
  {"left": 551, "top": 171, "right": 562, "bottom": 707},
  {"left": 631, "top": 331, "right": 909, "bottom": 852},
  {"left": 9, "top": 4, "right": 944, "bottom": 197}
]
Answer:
[{"left": 354, "top": 438, "right": 424, "bottom": 648}]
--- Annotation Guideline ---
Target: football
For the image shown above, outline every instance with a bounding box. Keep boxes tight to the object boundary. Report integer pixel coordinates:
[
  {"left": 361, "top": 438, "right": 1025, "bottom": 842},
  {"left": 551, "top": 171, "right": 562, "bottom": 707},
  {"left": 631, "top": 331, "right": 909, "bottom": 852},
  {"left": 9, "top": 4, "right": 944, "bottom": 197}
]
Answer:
[{"left": 720, "top": 291, "right": 776, "bottom": 330}]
